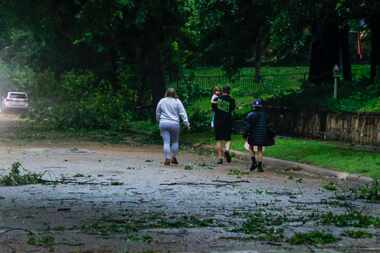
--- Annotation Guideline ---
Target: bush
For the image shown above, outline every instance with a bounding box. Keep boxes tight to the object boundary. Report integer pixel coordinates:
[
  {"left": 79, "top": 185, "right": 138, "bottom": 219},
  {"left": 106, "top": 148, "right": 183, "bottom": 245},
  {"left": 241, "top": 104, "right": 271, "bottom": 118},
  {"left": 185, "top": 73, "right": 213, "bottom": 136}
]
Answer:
[
  {"left": 28, "top": 71, "right": 131, "bottom": 131},
  {"left": 177, "top": 74, "right": 210, "bottom": 105},
  {"left": 177, "top": 75, "right": 212, "bottom": 131},
  {"left": 188, "top": 107, "right": 211, "bottom": 131},
  {"left": 127, "top": 120, "right": 160, "bottom": 137},
  {"left": 326, "top": 80, "right": 380, "bottom": 113}
]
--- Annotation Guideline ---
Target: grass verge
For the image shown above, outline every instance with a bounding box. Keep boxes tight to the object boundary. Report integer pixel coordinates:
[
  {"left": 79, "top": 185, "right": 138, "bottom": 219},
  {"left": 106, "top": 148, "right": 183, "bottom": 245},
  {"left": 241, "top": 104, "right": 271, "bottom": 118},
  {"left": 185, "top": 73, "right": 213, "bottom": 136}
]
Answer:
[
  {"left": 182, "top": 132, "right": 380, "bottom": 178},
  {"left": 186, "top": 65, "right": 375, "bottom": 116}
]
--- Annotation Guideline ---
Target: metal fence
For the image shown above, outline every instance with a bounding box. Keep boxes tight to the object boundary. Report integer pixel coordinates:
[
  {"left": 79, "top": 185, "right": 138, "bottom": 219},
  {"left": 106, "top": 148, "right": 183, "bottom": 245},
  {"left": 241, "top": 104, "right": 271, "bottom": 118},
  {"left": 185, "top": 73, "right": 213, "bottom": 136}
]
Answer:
[{"left": 171, "top": 72, "right": 308, "bottom": 90}]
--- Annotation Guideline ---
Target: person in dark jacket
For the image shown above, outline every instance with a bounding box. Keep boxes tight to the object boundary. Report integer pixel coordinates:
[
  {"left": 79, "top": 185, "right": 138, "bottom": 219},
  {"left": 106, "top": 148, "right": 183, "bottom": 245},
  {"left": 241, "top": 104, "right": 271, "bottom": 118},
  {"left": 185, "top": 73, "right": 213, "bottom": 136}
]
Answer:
[
  {"left": 243, "top": 99, "right": 268, "bottom": 172},
  {"left": 212, "top": 86, "right": 236, "bottom": 164}
]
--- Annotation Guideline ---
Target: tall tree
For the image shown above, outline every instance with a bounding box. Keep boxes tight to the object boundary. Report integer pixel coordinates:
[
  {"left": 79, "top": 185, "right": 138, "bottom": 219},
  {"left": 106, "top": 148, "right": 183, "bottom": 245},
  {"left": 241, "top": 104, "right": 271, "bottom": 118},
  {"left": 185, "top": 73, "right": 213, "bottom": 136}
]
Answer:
[
  {"left": 0, "top": 0, "right": 189, "bottom": 106},
  {"left": 307, "top": 0, "right": 354, "bottom": 83},
  {"left": 336, "top": 0, "right": 380, "bottom": 83},
  {"left": 196, "top": 0, "right": 281, "bottom": 79}
]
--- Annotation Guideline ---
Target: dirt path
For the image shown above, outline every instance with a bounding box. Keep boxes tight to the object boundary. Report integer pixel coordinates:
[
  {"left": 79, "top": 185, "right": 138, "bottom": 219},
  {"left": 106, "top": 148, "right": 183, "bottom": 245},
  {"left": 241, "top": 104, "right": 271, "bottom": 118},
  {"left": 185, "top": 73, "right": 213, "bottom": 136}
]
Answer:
[{"left": 0, "top": 114, "right": 379, "bottom": 253}]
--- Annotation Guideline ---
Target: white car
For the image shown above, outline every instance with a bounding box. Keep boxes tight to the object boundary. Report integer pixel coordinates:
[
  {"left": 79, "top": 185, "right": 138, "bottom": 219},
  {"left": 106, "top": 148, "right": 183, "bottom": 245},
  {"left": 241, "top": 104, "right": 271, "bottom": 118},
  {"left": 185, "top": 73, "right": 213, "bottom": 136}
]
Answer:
[{"left": 1, "top": 92, "right": 29, "bottom": 112}]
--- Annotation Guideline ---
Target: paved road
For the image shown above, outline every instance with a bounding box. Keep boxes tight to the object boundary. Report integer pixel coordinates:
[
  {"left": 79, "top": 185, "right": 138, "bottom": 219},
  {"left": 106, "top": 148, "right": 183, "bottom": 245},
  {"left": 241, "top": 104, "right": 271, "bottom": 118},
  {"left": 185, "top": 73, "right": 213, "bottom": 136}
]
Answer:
[
  {"left": 0, "top": 113, "right": 21, "bottom": 135},
  {"left": 0, "top": 114, "right": 379, "bottom": 253}
]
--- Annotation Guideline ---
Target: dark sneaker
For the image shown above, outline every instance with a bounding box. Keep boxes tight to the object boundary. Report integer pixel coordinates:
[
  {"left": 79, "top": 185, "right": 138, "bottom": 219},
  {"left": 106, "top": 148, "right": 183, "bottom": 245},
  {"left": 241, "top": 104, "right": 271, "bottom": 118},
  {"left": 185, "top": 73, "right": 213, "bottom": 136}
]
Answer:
[
  {"left": 217, "top": 159, "right": 223, "bottom": 165},
  {"left": 224, "top": 151, "right": 232, "bottom": 163},
  {"left": 164, "top": 159, "right": 171, "bottom": 166},
  {"left": 171, "top": 157, "right": 179, "bottom": 165},
  {"left": 257, "top": 162, "right": 264, "bottom": 172},
  {"left": 250, "top": 157, "right": 257, "bottom": 171}
]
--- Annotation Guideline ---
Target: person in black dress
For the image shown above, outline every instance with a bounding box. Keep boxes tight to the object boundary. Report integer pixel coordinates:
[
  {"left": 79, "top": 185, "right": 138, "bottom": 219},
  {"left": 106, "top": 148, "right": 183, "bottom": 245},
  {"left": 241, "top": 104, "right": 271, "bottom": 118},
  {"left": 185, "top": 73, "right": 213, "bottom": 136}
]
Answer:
[{"left": 212, "top": 86, "right": 236, "bottom": 164}]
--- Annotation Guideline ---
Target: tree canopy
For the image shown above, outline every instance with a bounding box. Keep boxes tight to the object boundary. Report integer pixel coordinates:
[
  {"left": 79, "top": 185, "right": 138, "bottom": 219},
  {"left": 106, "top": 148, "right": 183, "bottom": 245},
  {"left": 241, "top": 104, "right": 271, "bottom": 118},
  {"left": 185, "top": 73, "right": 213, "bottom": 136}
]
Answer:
[{"left": 0, "top": 0, "right": 379, "bottom": 129}]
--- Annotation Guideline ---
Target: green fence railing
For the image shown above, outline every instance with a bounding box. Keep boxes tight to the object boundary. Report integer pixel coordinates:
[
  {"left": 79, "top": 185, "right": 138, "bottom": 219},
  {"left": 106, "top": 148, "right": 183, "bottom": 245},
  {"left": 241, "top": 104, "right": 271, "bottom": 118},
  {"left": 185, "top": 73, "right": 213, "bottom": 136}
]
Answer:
[{"left": 171, "top": 72, "right": 308, "bottom": 90}]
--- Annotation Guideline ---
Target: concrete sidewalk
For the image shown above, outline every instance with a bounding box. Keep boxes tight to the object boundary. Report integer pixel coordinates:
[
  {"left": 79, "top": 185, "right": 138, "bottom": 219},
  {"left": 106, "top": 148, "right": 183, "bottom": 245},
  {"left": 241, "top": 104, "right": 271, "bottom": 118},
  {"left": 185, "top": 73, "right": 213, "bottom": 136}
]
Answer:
[
  {"left": 198, "top": 144, "right": 373, "bottom": 185},
  {"left": 231, "top": 149, "right": 373, "bottom": 185}
]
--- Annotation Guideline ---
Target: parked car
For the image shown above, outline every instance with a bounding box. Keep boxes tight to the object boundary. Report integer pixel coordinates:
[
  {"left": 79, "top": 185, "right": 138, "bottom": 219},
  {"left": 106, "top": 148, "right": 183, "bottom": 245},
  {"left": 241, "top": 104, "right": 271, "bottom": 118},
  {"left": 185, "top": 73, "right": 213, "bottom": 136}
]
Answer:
[{"left": 1, "top": 92, "right": 29, "bottom": 112}]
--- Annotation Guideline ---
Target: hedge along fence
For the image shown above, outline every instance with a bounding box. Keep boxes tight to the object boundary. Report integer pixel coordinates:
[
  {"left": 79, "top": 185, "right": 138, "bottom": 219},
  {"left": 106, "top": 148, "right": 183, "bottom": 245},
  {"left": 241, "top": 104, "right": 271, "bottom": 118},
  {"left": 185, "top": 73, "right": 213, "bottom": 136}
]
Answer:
[{"left": 267, "top": 107, "right": 380, "bottom": 146}]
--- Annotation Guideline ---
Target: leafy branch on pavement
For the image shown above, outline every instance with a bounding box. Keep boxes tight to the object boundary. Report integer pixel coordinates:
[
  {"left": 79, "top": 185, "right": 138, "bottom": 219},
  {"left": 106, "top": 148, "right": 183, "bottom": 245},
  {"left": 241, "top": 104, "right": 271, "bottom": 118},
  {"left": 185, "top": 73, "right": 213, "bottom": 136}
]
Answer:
[
  {"left": 288, "top": 231, "right": 338, "bottom": 245},
  {"left": 0, "top": 162, "right": 45, "bottom": 186},
  {"left": 354, "top": 180, "right": 380, "bottom": 202}
]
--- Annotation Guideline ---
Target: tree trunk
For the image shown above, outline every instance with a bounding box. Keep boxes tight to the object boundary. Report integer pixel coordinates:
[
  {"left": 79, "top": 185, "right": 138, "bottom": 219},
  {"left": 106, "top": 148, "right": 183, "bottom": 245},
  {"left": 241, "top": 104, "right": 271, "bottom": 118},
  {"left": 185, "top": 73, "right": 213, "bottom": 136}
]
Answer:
[
  {"left": 136, "top": 46, "right": 148, "bottom": 108},
  {"left": 147, "top": 43, "right": 166, "bottom": 107},
  {"left": 166, "top": 46, "right": 180, "bottom": 83},
  {"left": 370, "top": 19, "right": 379, "bottom": 83},
  {"left": 309, "top": 23, "right": 323, "bottom": 83},
  {"left": 341, "top": 25, "right": 352, "bottom": 82},
  {"left": 309, "top": 21, "right": 340, "bottom": 84},
  {"left": 107, "top": 46, "right": 120, "bottom": 91}
]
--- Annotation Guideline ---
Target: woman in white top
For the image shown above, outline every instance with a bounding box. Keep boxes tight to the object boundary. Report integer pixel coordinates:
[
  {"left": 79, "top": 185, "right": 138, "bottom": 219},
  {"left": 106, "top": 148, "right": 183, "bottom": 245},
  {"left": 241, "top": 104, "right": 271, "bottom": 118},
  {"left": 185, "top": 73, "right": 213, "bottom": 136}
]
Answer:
[{"left": 156, "top": 88, "right": 190, "bottom": 166}]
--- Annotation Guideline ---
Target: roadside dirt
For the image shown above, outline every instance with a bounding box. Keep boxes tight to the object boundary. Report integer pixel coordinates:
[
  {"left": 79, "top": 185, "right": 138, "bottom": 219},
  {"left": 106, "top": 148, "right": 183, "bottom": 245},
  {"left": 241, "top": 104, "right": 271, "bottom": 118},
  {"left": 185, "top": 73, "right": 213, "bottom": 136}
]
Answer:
[{"left": 0, "top": 114, "right": 379, "bottom": 253}]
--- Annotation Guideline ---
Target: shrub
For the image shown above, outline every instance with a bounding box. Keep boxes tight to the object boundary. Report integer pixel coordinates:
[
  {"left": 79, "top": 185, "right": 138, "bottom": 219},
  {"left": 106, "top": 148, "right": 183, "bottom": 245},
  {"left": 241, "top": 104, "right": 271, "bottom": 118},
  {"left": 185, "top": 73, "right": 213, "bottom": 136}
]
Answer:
[
  {"left": 28, "top": 71, "right": 131, "bottom": 131},
  {"left": 188, "top": 107, "right": 211, "bottom": 131},
  {"left": 176, "top": 75, "right": 212, "bottom": 131},
  {"left": 177, "top": 75, "right": 210, "bottom": 105}
]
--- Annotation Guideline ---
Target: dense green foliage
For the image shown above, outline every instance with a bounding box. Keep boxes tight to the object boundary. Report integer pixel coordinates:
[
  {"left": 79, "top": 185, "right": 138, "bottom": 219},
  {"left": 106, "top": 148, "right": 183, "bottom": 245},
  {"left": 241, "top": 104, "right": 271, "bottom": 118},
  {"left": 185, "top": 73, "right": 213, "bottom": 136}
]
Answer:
[
  {"left": 0, "top": 0, "right": 379, "bottom": 131},
  {"left": 187, "top": 65, "right": 379, "bottom": 130},
  {"left": 1, "top": 0, "right": 191, "bottom": 129}
]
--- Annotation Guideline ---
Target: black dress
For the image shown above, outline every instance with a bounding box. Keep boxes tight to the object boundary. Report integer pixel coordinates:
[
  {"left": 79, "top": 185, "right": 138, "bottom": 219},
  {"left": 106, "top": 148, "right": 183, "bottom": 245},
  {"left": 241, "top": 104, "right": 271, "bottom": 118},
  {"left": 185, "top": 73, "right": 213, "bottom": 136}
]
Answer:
[
  {"left": 212, "top": 95, "right": 236, "bottom": 141},
  {"left": 244, "top": 109, "right": 268, "bottom": 146}
]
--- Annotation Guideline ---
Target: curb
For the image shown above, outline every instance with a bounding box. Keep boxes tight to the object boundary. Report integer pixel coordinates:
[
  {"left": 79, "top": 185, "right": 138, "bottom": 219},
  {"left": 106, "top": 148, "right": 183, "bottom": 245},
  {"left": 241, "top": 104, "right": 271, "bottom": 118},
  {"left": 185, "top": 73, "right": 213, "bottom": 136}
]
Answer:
[
  {"left": 232, "top": 149, "right": 373, "bottom": 185},
  {"left": 197, "top": 144, "right": 373, "bottom": 185}
]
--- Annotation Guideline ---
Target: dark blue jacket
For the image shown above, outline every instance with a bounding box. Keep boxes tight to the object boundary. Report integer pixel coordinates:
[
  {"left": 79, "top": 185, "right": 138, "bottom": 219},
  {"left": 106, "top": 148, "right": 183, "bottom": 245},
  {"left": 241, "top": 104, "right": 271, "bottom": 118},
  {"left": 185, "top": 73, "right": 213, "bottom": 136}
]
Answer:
[{"left": 244, "top": 109, "right": 267, "bottom": 146}]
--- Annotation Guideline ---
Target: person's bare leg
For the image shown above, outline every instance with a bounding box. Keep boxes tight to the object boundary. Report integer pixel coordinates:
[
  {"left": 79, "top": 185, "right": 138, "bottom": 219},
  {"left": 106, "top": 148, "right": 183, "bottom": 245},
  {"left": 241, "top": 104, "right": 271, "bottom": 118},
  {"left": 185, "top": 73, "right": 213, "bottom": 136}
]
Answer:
[
  {"left": 257, "top": 146, "right": 264, "bottom": 172},
  {"left": 250, "top": 147, "right": 257, "bottom": 171},
  {"left": 224, "top": 141, "right": 232, "bottom": 163},
  {"left": 256, "top": 147, "right": 263, "bottom": 162},
  {"left": 225, "top": 141, "right": 231, "bottom": 151},
  {"left": 216, "top": 141, "right": 224, "bottom": 164}
]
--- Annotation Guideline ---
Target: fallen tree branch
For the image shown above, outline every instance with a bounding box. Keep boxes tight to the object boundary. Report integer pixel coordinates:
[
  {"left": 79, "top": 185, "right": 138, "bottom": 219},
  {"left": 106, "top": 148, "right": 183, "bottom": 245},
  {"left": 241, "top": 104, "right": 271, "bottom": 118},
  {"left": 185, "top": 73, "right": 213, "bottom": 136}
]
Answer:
[
  {"left": 160, "top": 182, "right": 223, "bottom": 186},
  {"left": 212, "top": 180, "right": 250, "bottom": 184},
  {"left": 52, "top": 241, "right": 84, "bottom": 247},
  {"left": 160, "top": 180, "right": 250, "bottom": 187},
  {"left": 288, "top": 200, "right": 344, "bottom": 206},
  {"left": 42, "top": 179, "right": 109, "bottom": 186},
  {"left": 0, "top": 227, "right": 34, "bottom": 236}
]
